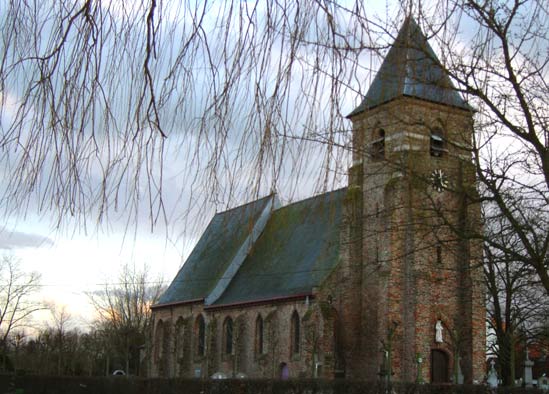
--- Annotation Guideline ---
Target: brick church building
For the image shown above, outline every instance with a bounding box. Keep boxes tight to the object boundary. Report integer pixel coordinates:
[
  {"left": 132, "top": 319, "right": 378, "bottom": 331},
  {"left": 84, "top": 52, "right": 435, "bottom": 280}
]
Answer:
[{"left": 150, "top": 17, "right": 485, "bottom": 383}]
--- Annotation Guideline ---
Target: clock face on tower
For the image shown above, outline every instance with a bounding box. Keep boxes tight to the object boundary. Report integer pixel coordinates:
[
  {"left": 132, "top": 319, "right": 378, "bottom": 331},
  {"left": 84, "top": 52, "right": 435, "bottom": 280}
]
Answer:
[{"left": 431, "top": 169, "right": 448, "bottom": 192}]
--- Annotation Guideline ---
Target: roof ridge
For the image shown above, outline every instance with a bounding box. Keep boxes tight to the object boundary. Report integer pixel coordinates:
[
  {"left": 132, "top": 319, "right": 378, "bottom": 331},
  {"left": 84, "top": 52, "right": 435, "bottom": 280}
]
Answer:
[
  {"left": 274, "top": 187, "right": 347, "bottom": 212},
  {"left": 205, "top": 194, "right": 277, "bottom": 305},
  {"left": 214, "top": 193, "right": 275, "bottom": 217},
  {"left": 211, "top": 186, "right": 347, "bottom": 306}
]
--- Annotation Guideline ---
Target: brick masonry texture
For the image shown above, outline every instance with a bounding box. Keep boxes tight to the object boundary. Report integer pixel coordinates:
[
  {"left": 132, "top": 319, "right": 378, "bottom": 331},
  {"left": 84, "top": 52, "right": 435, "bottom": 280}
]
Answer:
[
  {"left": 338, "top": 97, "right": 485, "bottom": 383},
  {"left": 150, "top": 95, "right": 485, "bottom": 382},
  {"left": 150, "top": 299, "right": 338, "bottom": 379}
]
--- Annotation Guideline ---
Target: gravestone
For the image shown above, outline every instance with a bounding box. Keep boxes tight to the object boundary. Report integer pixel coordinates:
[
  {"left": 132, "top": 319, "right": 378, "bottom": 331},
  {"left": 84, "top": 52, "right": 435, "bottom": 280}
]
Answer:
[
  {"left": 487, "top": 359, "right": 498, "bottom": 389},
  {"left": 538, "top": 376, "right": 549, "bottom": 391},
  {"left": 524, "top": 353, "right": 534, "bottom": 388}
]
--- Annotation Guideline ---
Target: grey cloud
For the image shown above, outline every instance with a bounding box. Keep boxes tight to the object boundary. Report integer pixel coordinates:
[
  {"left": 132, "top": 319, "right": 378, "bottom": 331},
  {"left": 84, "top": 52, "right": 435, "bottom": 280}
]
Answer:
[{"left": 0, "top": 231, "right": 54, "bottom": 250}]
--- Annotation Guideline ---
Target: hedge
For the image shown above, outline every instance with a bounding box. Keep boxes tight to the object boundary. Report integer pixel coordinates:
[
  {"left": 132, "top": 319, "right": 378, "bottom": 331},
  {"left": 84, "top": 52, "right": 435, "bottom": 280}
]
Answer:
[{"left": 0, "top": 375, "right": 543, "bottom": 394}]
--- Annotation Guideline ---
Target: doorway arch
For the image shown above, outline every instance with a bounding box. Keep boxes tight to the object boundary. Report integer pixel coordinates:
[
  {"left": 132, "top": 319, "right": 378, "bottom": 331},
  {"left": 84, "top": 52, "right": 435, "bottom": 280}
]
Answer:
[
  {"left": 431, "top": 349, "right": 449, "bottom": 383},
  {"left": 279, "top": 362, "right": 289, "bottom": 379}
]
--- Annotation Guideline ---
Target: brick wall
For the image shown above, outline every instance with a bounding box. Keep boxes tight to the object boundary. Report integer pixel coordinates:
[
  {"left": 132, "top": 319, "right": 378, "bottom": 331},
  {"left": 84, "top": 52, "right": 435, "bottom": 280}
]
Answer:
[
  {"left": 151, "top": 298, "right": 337, "bottom": 379},
  {"left": 150, "top": 96, "right": 486, "bottom": 384},
  {"left": 345, "top": 97, "right": 486, "bottom": 383}
]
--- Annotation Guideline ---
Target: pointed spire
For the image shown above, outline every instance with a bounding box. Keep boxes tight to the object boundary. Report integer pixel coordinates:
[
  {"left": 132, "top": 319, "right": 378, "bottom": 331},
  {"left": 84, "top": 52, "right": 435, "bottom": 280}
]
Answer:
[{"left": 347, "top": 17, "right": 469, "bottom": 118}]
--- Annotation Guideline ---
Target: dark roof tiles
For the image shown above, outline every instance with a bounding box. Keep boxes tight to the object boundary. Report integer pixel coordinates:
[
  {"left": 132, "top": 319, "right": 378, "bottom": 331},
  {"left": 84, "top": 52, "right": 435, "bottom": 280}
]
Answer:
[
  {"left": 348, "top": 17, "right": 469, "bottom": 117},
  {"left": 156, "top": 189, "right": 346, "bottom": 308},
  {"left": 157, "top": 194, "right": 276, "bottom": 305},
  {"left": 212, "top": 188, "right": 346, "bottom": 306}
]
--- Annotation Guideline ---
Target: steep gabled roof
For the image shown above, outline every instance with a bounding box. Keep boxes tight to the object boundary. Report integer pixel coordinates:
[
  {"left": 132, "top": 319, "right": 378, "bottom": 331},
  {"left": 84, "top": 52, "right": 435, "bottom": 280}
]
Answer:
[
  {"left": 157, "top": 194, "right": 277, "bottom": 305},
  {"left": 156, "top": 188, "right": 346, "bottom": 308},
  {"left": 348, "top": 17, "right": 469, "bottom": 117},
  {"left": 212, "top": 188, "right": 346, "bottom": 306}
]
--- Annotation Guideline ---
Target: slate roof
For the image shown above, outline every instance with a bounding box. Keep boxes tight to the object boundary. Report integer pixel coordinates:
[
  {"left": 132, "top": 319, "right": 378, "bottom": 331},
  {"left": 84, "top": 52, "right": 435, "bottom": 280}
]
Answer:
[
  {"left": 213, "top": 188, "right": 346, "bottom": 306},
  {"left": 348, "top": 17, "right": 469, "bottom": 117},
  {"left": 157, "top": 194, "right": 275, "bottom": 305},
  {"left": 156, "top": 188, "right": 346, "bottom": 308}
]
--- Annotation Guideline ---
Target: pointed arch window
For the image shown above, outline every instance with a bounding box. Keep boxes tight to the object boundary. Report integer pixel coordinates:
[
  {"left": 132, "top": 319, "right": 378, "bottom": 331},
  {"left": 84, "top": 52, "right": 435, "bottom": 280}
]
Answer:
[
  {"left": 436, "top": 243, "right": 443, "bottom": 265},
  {"left": 174, "top": 317, "right": 185, "bottom": 366},
  {"left": 430, "top": 128, "right": 445, "bottom": 157},
  {"left": 255, "top": 314, "right": 264, "bottom": 355},
  {"left": 290, "top": 311, "right": 300, "bottom": 355},
  {"left": 173, "top": 317, "right": 187, "bottom": 376},
  {"left": 154, "top": 319, "right": 164, "bottom": 363},
  {"left": 371, "top": 128, "right": 385, "bottom": 160},
  {"left": 195, "top": 315, "right": 206, "bottom": 357},
  {"left": 223, "top": 317, "right": 234, "bottom": 355}
]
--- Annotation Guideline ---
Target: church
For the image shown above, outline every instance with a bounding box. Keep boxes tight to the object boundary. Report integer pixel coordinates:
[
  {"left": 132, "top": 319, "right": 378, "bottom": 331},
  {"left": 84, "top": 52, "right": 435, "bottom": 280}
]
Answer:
[{"left": 150, "top": 17, "right": 485, "bottom": 383}]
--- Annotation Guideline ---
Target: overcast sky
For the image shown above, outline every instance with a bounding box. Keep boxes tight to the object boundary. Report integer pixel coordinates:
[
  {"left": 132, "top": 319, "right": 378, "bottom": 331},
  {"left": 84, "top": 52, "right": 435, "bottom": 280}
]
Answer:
[
  {"left": 0, "top": 215, "right": 185, "bottom": 326},
  {"left": 0, "top": 0, "right": 476, "bottom": 329}
]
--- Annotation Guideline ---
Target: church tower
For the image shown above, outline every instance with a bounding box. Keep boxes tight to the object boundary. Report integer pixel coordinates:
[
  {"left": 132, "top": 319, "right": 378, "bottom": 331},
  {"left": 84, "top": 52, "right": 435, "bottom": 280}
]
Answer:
[{"left": 343, "top": 18, "right": 485, "bottom": 383}]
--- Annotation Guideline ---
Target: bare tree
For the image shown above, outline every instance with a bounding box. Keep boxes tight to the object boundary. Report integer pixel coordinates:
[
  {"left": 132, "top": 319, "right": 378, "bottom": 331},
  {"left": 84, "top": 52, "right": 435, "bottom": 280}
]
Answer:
[
  {"left": 484, "top": 212, "right": 549, "bottom": 386},
  {"left": 46, "top": 302, "right": 74, "bottom": 375},
  {"left": 14, "top": 324, "right": 101, "bottom": 376},
  {"left": 2, "top": 2, "right": 546, "bottom": 283},
  {"left": 88, "top": 263, "right": 163, "bottom": 375},
  {"left": 431, "top": 1, "right": 549, "bottom": 295},
  {"left": 2, "top": 4, "right": 549, "bottom": 377},
  {"left": 0, "top": 255, "right": 42, "bottom": 369},
  {"left": 0, "top": 0, "right": 381, "bottom": 228}
]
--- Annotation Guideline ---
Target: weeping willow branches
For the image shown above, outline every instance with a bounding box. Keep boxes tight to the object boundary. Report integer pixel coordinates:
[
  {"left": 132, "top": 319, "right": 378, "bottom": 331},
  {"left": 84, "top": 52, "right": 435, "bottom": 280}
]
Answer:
[
  {"left": 0, "top": 0, "right": 388, "bottom": 228},
  {"left": 0, "top": 1, "right": 548, "bottom": 283}
]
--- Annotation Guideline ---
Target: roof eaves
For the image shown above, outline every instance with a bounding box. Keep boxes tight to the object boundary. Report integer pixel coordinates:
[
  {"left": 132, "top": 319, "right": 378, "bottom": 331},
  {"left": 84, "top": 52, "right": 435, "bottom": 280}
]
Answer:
[
  {"left": 205, "top": 292, "right": 313, "bottom": 312},
  {"left": 151, "top": 298, "right": 204, "bottom": 310},
  {"left": 348, "top": 93, "right": 471, "bottom": 117}
]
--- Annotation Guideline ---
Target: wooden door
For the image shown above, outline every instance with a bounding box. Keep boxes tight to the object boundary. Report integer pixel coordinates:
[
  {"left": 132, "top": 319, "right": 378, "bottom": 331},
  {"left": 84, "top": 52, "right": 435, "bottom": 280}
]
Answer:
[{"left": 431, "top": 350, "right": 449, "bottom": 383}]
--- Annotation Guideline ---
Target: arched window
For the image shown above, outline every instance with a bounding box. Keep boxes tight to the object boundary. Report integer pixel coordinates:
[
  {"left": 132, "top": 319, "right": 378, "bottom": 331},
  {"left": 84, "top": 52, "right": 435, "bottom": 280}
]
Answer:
[
  {"left": 290, "top": 311, "right": 300, "bottom": 355},
  {"left": 154, "top": 319, "right": 164, "bottom": 363},
  {"left": 371, "top": 128, "right": 385, "bottom": 160},
  {"left": 173, "top": 317, "right": 187, "bottom": 376},
  {"left": 195, "top": 315, "right": 206, "bottom": 357},
  {"left": 280, "top": 362, "right": 289, "bottom": 379},
  {"left": 154, "top": 319, "right": 170, "bottom": 376},
  {"left": 436, "top": 243, "right": 442, "bottom": 265},
  {"left": 174, "top": 317, "right": 185, "bottom": 372},
  {"left": 255, "top": 314, "right": 264, "bottom": 355},
  {"left": 430, "top": 128, "right": 445, "bottom": 157},
  {"left": 223, "top": 317, "right": 233, "bottom": 355}
]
